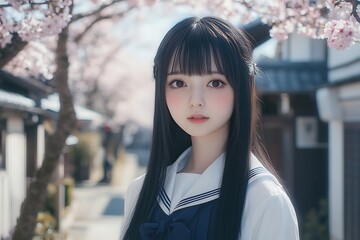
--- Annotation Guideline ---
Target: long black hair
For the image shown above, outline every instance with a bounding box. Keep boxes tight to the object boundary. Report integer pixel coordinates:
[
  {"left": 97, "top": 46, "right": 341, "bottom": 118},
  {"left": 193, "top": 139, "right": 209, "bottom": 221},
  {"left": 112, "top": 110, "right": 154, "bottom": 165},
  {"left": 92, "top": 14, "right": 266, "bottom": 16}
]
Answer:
[{"left": 124, "top": 16, "right": 262, "bottom": 240}]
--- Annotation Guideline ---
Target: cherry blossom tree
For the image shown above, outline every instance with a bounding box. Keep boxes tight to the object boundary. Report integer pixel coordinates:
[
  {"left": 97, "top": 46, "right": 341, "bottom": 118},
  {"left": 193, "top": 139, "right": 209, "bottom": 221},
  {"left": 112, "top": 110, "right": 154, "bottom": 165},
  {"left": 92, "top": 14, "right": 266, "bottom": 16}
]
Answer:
[
  {"left": 1, "top": 1, "right": 158, "bottom": 239},
  {"left": 68, "top": 12, "right": 156, "bottom": 125},
  {"left": 13, "top": 23, "right": 76, "bottom": 240},
  {"left": 257, "top": 0, "right": 360, "bottom": 50},
  {"left": 1, "top": 0, "right": 360, "bottom": 53},
  {"left": 177, "top": 0, "right": 360, "bottom": 50},
  {"left": 0, "top": 0, "right": 71, "bottom": 67},
  {"left": 1, "top": 0, "right": 359, "bottom": 238},
  {"left": 69, "top": 20, "right": 128, "bottom": 118}
]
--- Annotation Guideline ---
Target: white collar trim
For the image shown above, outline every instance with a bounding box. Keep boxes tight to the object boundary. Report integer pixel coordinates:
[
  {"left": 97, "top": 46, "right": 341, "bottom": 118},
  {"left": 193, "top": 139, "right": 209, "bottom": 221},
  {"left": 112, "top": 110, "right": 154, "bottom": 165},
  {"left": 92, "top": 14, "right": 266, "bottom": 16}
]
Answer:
[
  {"left": 159, "top": 147, "right": 225, "bottom": 214},
  {"left": 158, "top": 148, "right": 273, "bottom": 215}
]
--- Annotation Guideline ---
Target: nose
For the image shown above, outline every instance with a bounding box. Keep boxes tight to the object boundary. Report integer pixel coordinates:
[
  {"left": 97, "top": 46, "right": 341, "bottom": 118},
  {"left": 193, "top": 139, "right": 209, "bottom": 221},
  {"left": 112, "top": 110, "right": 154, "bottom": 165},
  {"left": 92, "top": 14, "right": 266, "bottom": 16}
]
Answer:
[
  {"left": 189, "top": 89, "right": 204, "bottom": 108},
  {"left": 190, "top": 102, "right": 203, "bottom": 108}
]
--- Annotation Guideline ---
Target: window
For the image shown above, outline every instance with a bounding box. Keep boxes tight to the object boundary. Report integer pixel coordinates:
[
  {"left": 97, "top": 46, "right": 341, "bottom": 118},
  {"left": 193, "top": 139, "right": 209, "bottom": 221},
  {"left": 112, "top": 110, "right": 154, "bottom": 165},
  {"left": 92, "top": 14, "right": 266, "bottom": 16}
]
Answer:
[
  {"left": 26, "top": 125, "right": 37, "bottom": 178},
  {"left": 0, "top": 119, "right": 6, "bottom": 170}
]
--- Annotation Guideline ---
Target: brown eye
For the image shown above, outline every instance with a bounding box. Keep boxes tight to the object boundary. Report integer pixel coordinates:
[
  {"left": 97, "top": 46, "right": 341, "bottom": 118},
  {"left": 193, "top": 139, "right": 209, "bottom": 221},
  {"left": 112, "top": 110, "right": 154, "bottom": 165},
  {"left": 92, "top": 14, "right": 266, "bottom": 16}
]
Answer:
[
  {"left": 208, "top": 80, "right": 225, "bottom": 88},
  {"left": 169, "top": 80, "right": 187, "bottom": 88}
]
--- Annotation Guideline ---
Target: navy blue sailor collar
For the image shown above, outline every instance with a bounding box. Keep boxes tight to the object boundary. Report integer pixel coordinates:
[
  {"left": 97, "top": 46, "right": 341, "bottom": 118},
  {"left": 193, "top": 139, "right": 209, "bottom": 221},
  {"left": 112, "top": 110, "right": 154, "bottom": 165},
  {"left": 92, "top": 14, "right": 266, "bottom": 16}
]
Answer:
[{"left": 158, "top": 147, "right": 271, "bottom": 215}]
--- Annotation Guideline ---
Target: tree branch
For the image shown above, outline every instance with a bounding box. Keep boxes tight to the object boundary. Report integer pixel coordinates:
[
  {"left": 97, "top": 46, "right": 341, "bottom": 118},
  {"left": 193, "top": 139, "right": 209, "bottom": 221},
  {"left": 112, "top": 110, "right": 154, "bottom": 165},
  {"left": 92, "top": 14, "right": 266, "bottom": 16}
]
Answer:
[
  {"left": 347, "top": 0, "right": 360, "bottom": 23},
  {"left": 73, "top": 8, "right": 133, "bottom": 43},
  {"left": 71, "top": 0, "right": 126, "bottom": 22},
  {"left": 74, "top": 14, "right": 117, "bottom": 43},
  {"left": 0, "top": 0, "right": 51, "bottom": 8},
  {"left": 0, "top": 33, "right": 28, "bottom": 68}
]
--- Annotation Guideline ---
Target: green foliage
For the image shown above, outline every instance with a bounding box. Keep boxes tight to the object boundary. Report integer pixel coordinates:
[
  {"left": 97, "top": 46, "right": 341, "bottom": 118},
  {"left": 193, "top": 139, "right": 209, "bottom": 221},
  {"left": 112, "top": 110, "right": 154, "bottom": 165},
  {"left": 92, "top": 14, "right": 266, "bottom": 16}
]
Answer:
[
  {"left": 44, "top": 184, "right": 57, "bottom": 217},
  {"left": 68, "top": 135, "right": 93, "bottom": 181},
  {"left": 32, "top": 176, "right": 74, "bottom": 239},
  {"left": 33, "top": 212, "right": 58, "bottom": 240},
  {"left": 68, "top": 138, "right": 92, "bottom": 166},
  {"left": 63, "top": 177, "right": 74, "bottom": 207},
  {"left": 32, "top": 184, "right": 59, "bottom": 239},
  {"left": 303, "top": 198, "right": 329, "bottom": 240}
]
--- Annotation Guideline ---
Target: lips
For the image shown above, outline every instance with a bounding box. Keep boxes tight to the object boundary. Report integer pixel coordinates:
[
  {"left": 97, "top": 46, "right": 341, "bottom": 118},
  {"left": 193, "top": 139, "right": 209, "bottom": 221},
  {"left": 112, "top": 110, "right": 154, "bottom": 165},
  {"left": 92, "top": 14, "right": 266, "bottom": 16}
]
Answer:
[{"left": 188, "top": 114, "right": 209, "bottom": 124}]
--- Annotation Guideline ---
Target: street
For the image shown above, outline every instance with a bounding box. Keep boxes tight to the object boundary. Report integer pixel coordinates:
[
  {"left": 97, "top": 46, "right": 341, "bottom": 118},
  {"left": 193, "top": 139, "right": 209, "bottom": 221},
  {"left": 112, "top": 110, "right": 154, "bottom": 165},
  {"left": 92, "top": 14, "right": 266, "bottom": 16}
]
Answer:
[{"left": 63, "top": 153, "right": 145, "bottom": 240}]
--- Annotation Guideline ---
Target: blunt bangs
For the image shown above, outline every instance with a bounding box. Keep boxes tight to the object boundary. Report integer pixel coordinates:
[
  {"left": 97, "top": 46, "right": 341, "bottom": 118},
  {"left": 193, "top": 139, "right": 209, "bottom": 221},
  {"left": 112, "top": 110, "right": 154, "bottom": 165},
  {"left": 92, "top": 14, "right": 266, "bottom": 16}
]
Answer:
[
  {"left": 156, "top": 17, "right": 250, "bottom": 80},
  {"left": 167, "top": 32, "right": 225, "bottom": 76}
]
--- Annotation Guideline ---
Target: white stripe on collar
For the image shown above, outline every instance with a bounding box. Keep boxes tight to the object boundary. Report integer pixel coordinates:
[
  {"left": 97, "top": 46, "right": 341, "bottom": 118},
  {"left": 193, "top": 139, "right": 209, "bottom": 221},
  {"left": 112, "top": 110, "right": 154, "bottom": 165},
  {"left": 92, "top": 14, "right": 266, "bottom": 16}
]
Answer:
[
  {"left": 158, "top": 147, "right": 225, "bottom": 214},
  {"left": 157, "top": 148, "right": 272, "bottom": 215},
  {"left": 249, "top": 153, "right": 281, "bottom": 186}
]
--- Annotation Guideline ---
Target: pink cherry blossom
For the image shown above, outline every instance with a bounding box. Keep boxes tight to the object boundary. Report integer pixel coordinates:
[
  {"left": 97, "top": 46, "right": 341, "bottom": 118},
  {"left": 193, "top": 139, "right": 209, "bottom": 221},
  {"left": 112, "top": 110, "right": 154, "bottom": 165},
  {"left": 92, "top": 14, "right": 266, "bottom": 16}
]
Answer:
[
  {"left": 4, "top": 41, "right": 55, "bottom": 80},
  {"left": 8, "top": 0, "right": 23, "bottom": 10},
  {"left": 270, "top": 25, "right": 290, "bottom": 41},
  {"left": 0, "top": 31, "right": 12, "bottom": 48},
  {"left": 1, "top": 0, "right": 360, "bottom": 51},
  {"left": 324, "top": 19, "right": 355, "bottom": 50},
  {"left": 0, "top": 0, "right": 73, "bottom": 48}
]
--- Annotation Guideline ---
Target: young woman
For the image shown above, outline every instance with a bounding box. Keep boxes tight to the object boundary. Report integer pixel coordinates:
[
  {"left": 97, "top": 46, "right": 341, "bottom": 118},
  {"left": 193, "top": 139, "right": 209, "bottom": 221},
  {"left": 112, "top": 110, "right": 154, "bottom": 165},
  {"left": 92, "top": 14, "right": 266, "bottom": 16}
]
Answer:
[{"left": 121, "top": 16, "right": 299, "bottom": 240}]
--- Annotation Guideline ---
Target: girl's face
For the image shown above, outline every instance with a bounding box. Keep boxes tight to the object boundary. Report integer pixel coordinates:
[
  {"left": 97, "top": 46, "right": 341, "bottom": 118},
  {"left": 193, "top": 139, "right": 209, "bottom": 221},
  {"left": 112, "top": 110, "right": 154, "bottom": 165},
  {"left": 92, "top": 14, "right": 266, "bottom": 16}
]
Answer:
[{"left": 165, "top": 60, "right": 234, "bottom": 139}]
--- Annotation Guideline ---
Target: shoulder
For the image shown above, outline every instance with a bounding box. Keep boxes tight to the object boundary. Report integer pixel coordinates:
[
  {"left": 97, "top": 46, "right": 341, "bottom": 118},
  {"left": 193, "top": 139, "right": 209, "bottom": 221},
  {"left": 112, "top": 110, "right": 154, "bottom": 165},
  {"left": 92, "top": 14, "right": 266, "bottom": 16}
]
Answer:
[
  {"left": 125, "top": 174, "right": 145, "bottom": 201},
  {"left": 247, "top": 171, "right": 285, "bottom": 204},
  {"left": 247, "top": 154, "right": 297, "bottom": 221},
  {"left": 124, "top": 174, "right": 145, "bottom": 215},
  {"left": 126, "top": 174, "right": 145, "bottom": 195},
  {"left": 121, "top": 175, "right": 146, "bottom": 239},
  {"left": 241, "top": 172, "right": 299, "bottom": 240}
]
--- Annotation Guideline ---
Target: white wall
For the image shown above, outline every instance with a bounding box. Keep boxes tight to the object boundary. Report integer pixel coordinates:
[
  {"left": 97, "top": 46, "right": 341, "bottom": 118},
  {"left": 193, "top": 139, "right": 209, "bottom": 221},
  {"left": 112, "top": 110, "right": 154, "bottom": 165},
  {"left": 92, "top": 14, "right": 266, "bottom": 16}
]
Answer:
[
  {"left": 0, "top": 118, "right": 47, "bottom": 238},
  {"left": 0, "top": 171, "right": 11, "bottom": 238},
  {"left": 1, "top": 114, "right": 27, "bottom": 235},
  {"left": 328, "top": 44, "right": 360, "bottom": 83},
  {"left": 37, "top": 124, "right": 45, "bottom": 168},
  {"left": 317, "top": 80, "right": 360, "bottom": 240},
  {"left": 281, "top": 34, "right": 326, "bottom": 61},
  {"left": 317, "top": 89, "right": 345, "bottom": 240}
]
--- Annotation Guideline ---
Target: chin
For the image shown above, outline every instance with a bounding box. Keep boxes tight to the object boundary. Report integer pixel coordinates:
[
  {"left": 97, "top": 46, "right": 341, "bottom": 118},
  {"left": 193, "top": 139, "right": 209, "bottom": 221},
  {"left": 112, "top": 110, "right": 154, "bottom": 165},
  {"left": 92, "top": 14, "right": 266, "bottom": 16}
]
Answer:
[{"left": 184, "top": 130, "right": 214, "bottom": 138}]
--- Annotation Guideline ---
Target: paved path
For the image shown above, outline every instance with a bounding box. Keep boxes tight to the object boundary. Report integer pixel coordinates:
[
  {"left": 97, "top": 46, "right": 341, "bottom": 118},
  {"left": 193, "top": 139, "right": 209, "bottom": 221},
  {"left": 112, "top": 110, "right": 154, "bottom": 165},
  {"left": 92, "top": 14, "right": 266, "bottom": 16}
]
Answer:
[
  {"left": 64, "top": 185, "right": 124, "bottom": 240},
  {"left": 63, "top": 153, "right": 145, "bottom": 240}
]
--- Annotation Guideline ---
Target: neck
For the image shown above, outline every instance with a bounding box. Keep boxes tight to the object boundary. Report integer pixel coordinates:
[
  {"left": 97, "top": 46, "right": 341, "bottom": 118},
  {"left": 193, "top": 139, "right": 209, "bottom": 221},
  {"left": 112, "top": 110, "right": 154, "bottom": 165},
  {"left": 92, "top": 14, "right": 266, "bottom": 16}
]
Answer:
[{"left": 181, "top": 124, "right": 229, "bottom": 174}]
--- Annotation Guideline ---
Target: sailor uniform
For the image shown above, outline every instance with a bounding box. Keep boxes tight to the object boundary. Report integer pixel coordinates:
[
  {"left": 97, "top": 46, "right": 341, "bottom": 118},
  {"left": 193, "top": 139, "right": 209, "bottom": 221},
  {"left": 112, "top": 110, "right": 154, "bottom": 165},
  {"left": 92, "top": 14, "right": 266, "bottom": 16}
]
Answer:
[{"left": 121, "top": 147, "right": 299, "bottom": 240}]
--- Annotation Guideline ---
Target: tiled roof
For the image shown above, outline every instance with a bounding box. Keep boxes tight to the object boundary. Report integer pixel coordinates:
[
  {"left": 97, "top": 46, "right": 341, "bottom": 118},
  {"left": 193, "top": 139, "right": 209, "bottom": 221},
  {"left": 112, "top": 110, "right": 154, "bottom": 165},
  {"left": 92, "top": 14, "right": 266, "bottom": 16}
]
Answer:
[
  {"left": 255, "top": 61, "right": 328, "bottom": 93},
  {"left": 0, "top": 70, "right": 53, "bottom": 97},
  {"left": 42, "top": 94, "right": 104, "bottom": 123},
  {"left": 0, "top": 89, "right": 43, "bottom": 114},
  {"left": 0, "top": 89, "right": 35, "bottom": 108}
]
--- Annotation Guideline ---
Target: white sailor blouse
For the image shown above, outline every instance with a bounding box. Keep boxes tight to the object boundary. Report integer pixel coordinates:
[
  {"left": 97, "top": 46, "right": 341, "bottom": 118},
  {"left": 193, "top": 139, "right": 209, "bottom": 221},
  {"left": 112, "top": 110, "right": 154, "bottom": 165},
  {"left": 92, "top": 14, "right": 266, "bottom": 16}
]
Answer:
[{"left": 121, "top": 147, "right": 299, "bottom": 240}]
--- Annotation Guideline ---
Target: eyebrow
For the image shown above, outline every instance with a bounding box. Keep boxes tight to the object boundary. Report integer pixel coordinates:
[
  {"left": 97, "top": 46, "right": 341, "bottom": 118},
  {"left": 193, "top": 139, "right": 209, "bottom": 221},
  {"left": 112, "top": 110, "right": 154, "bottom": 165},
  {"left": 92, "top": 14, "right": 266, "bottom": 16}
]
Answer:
[{"left": 167, "top": 71, "right": 223, "bottom": 76}]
